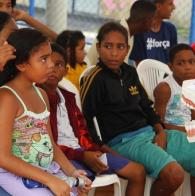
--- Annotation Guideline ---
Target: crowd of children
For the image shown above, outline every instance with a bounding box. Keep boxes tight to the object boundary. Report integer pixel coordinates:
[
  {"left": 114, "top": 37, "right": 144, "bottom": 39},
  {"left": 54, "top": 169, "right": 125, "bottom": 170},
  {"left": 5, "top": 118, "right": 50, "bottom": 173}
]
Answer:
[{"left": 0, "top": 0, "right": 195, "bottom": 196}]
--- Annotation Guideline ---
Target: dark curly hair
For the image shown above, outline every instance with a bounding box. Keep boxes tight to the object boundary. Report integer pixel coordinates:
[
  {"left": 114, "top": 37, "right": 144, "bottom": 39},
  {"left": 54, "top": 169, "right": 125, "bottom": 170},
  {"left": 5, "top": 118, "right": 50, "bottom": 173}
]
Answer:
[
  {"left": 50, "top": 42, "right": 67, "bottom": 66},
  {"left": 169, "top": 43, "right": 195, "bottom": 64},
  {"left": 97, "top": 22, "right": 128, "bottom": 44},
  {"left": 0, "top": 12, "right": 11, "bottom": 32},
  {"left": 0, "top": 28, "right": 48, "bottom": 85},
  {"left": 56, "top": 30, "right": 85, "bottom": 69}
]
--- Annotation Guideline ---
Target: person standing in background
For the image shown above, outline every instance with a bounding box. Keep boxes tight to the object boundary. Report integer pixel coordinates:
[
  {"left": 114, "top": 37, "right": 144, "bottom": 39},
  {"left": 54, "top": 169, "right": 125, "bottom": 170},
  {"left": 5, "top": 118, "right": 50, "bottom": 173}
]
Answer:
[{"left": 129, "top": 0, "right": 177, "bottom": 65}]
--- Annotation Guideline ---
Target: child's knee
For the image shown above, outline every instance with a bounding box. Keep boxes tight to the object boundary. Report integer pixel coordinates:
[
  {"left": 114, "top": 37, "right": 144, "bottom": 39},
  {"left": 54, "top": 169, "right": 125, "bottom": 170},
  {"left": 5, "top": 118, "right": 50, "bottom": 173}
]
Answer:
[
  {"left": 160, "top": 162, "right": 184, "bottom": 188},
  {"left": 126, "top": 162, "right": 146, "bottom": 183}
]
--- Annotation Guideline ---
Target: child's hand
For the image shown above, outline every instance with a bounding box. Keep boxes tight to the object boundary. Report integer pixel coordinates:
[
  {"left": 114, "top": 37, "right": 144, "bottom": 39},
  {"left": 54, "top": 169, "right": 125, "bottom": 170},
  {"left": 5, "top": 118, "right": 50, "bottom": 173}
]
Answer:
[
  {"left": 83, "top": 151, "right": 108, "bottom": 174},
  {"left": 72, "top": 169, "right": 92, "bottom": 193},
  {"left": 47, "top": 176, "right": 71, "bottom": 196},
  {"left": 72, "top": 169, "right": 92, "bottom": 185},
  {"left": 0, "top": 42, "right": 16, "bottom": 71},
  {"left": 154, "top": 130, "right": 167, "bottom": 149},
  {"left": 77, "top": 180, "right": 91, "bottom": 195},
  {"left": 77, "top": 176, "right": 92, "bottom": 195}
]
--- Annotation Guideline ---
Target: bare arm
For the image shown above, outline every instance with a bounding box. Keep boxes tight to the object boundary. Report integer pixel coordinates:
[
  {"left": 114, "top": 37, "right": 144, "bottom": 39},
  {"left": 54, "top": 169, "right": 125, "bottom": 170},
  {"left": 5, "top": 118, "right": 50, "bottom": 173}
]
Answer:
[
  {"left": 163, "top": 123, "right": 186, "bottom": 132},
  {"left": 41, "top": 89, "right": 92, "bottom": 189},
  {"left": 41, "top": 89, "right": 78, "bottom": 176},
  {"left": 154, "top": 82, "right": 171, "bottom": 122},
  {"left": 0, "top": 89, "right": 73, "bottom": 195},
  {"left": 13, "top": 9, "right": 57, "bottom": 41},
  {"left": 154, "top": 82, "right": 186, "bottom": 132}
]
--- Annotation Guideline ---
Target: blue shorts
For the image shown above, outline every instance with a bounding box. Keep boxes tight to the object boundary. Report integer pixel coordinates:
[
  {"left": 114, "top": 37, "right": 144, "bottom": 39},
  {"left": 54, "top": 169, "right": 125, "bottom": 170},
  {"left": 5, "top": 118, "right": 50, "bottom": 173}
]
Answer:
[
  {"left": 71, "top": 153, "right": 129, "bottom": 181},
  {"left": 109, "top": 126, "right": 195, "bottom": 178}
]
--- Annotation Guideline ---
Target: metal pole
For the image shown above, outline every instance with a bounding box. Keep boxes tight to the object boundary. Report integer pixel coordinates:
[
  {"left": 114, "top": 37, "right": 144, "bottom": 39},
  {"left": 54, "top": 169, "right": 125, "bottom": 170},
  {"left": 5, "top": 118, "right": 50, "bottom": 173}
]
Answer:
[
  {"left": 46, "top": 0, "right": 68, "bottom": 33},
  {"left": 29, "top": 0, "right": 35, "bottom": 16},
  {"left": 190, "top": 0, "right": 195, "bottom": 43},
  {"left": 72, "top": 0, "right": 75, "bottom": 14}
]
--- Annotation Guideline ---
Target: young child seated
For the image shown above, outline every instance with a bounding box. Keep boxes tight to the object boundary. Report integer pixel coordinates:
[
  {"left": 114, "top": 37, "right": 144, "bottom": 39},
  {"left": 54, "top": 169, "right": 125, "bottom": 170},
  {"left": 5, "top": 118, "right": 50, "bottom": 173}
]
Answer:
[
  {"left": 154, "top": 43, "right": 195, "bottom": 132},
  {"left": 0, "top": 11, "right": 18, "bottom": 196},
  {"left": 0, "top": 28, "right": 91, "bottom": 196},
  {"left": 56, "top": 30, "right": 87, "bottom": 90},
  {"left": 41, "top": 42, "right": 146, "bottom": 196}
]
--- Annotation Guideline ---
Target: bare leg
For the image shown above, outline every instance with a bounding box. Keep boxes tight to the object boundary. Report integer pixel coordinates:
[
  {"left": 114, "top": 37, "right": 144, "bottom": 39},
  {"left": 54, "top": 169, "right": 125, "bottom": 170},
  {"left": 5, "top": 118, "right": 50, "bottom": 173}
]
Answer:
[
  {"left": 116, "top": 162, "right": 146, "bottom": 196},
  {"left": 151, "top": 162, "right": 184, "bottom": 196},
  {"left": 191, "top": 176, "right": 195, "bottom": 196}
]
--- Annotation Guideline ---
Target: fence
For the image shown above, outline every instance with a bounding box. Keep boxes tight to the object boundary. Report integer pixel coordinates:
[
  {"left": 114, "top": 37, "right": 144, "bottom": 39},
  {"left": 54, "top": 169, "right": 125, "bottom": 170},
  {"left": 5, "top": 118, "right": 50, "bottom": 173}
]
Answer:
[{"left": 17, "top": 0, "right": 195, "bottom": 44}]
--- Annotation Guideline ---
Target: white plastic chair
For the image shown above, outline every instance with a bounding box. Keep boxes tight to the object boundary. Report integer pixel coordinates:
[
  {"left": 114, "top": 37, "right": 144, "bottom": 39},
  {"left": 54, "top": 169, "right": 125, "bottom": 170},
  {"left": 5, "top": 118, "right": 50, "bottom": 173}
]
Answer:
[
  {"left": 119, "top": 177, "right": 154, "bottom": 196},
  {"left": 58, "top": 78, "right": 82, "bottom": 111},
  {"left": 137, "top": 59, "right": 172, "bottom": 101},
  {"left": 88, "top": 174, "right": 122, "bottom": 196},
  {"left": 181, "top": 173, "right": 191, "bottom": 196}
]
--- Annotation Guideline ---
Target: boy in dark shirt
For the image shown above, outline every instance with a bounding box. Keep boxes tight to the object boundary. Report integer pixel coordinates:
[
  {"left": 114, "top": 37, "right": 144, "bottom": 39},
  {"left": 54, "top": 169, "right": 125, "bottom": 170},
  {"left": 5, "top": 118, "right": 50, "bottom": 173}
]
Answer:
[{"left": 81, "top": 22, "right": 195, "bottom": 196}]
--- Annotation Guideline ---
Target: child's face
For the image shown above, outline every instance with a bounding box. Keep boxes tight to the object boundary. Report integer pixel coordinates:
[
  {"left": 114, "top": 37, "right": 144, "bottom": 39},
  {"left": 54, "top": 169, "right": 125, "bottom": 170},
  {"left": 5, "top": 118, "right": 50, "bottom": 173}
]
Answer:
[
  {"left": 171, "top": 50, "right": 195, "bottom": 82},
  {"left": 96, "top": 31, "right": 129, "bottom": 72},
  {"left": 0, "top": 18, "right": 17, "bottom": 45},
  {"left": 75, "top": 39, "right": 85, "bottom": 64},
  {"left": 18, "top": 42, "right": 54, "bottom": 84},
  {"left": 45, "top": 51, "right": 67, "bottom": 87},
  {"left": 156, "top": 0, "right": 175, "bottom": 19},
  {"left": 0, "top": 0, "right": 13, "bottom": 15}
]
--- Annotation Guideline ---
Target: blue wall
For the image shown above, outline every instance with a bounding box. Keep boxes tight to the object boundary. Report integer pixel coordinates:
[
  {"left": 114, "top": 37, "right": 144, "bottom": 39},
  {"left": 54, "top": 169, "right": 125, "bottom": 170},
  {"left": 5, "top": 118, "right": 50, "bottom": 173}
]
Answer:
[
  {"left": 29, "top": 0, "right": 35, "bottom": 16},
  {"left": 190, "top": 0, "right": 195, "bottom": 43}
]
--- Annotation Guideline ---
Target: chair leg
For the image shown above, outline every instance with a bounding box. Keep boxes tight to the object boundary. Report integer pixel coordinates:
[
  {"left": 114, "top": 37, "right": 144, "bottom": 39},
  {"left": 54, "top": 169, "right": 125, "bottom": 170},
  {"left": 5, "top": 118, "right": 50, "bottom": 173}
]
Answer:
[
  {"left": 114, "top": 182, "right": 122, "bottom": 196},
  {"left": 174, "top": 172, "right": 192, "bottom": 196},
  {"left": 88, "top": 187, "right": 96, "bottom": 196},
  {"left": 119, "top": 178, "right": 128, "bottom": 196},
  {"left": 144, "top": 176, "right": 154, "bottom": 196},
  {"left": 182, "top": 172, "right": 191, "bottom": 196}
]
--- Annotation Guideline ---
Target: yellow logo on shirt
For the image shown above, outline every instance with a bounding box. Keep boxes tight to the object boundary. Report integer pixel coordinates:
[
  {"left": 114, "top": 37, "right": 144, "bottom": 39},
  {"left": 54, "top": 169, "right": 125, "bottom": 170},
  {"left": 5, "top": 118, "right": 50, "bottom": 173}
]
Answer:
[{"left": 129, "top": 86, "right": 139, "bottom": 95}]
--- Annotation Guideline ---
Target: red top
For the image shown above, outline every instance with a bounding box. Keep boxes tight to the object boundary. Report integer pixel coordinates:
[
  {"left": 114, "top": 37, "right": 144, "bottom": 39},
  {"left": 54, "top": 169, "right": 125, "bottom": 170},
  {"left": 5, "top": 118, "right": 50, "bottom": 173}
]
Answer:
[{"left": 191, "top": 42, "right": 195, "bottom": 53}]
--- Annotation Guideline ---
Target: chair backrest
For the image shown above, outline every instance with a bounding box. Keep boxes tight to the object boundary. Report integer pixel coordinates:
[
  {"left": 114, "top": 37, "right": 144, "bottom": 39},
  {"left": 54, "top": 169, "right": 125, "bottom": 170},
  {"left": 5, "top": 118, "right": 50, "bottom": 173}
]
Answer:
[
  {"left": 93, "top": 117, "right": 102, "bottom": 141},
  {"left": 137, "top": 59, "right": 172, "bottom": 101},
  {"left": 58, "top": 78, "right": 82, "bottom": 110}
]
